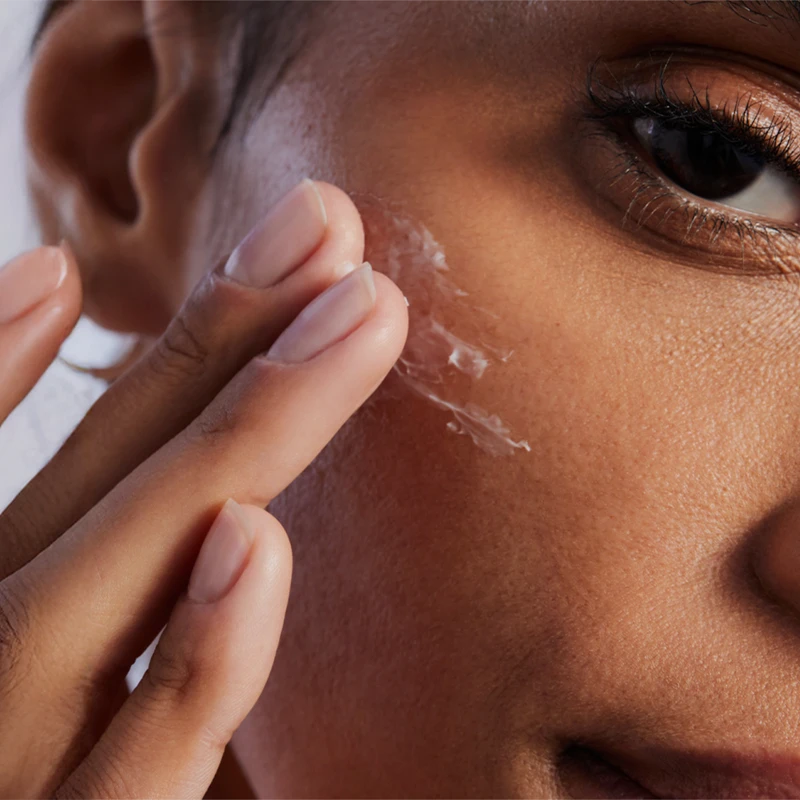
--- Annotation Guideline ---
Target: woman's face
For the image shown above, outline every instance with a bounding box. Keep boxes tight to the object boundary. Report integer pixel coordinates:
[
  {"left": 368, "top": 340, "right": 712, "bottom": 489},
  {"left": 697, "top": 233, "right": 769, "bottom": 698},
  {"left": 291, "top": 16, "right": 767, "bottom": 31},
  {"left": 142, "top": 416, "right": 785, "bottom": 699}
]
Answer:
[
  {"left": 197, "top": 3, "right": 800, "bottom": 795},
  {"left": 36, "top": 0, "right": 800, "bottom": 795}
]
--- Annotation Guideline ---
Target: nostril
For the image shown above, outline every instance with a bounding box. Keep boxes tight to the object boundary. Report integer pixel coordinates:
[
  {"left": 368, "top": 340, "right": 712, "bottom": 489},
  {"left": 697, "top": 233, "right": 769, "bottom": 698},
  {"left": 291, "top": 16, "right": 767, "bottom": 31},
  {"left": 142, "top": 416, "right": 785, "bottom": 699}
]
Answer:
[
  {"left": 557, "top": 745, "right": 658, "bottom": 799},
  {"left": 751, "top": 501, "right": 800, "bottom": 620}
]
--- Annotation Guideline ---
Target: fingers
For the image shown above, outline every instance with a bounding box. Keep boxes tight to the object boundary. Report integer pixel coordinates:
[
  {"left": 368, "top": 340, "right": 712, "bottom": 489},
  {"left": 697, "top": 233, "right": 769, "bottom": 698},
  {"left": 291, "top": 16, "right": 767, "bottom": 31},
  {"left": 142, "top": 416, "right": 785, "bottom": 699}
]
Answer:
[
  {"left": 55, "top": 500, "right": 292, "bottom": 800},
  {"left": 0, "top": 180, "right": 365, "bottom": 575},
  {"left": 0, "top": 255, "right": 404, "bottom": 792},
  {"left": 0, "top": 244, "right": 81, "bottom": 423},
  {"left": 18, "top": 264, "right": 407, "bottom": 689}
]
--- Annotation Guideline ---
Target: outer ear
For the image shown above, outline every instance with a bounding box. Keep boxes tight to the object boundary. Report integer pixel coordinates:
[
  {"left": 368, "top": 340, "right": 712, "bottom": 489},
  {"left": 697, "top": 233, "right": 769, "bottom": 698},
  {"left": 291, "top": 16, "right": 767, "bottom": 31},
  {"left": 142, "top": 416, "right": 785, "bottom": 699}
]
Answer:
[{"left": 25, "top": 0, "right": 229, "bottom": 334}]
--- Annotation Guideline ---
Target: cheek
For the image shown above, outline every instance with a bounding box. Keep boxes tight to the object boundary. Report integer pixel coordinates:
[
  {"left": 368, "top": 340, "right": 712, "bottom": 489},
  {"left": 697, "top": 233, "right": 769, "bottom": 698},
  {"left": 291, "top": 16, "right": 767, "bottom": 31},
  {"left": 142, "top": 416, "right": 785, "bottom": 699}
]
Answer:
[
  {"left": 355, "top": 193, "right": 531, "bottom": 457},
  {"left": 346, "top": 176, "right": 800, "bottom": 618}
]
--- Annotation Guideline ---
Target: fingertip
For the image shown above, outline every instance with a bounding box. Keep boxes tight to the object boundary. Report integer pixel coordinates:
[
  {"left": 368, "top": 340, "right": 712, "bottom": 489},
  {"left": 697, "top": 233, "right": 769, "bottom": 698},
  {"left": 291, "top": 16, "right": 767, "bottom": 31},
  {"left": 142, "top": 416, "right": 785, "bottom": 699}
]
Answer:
[
  {"left": 236, "top": 503, "right": 293, "bottom": 583},
  {"left": 25, "top": 261, "right": 82, "bottom": 351},
  {"left": 373, "top": 270, "right": 410, "bottom": 320},
  {"left": 57, "top": 239, "right": 80, "bottom": 282},
  {"left": 308, "top": 181, "right": 366, "bottom": 260},
  {"left": 55, "top": 238, "right": 83, "bottom": 306},
  {"left": 0, "top": 244, "right": 79, "bottom": 327},
  {"left": 0, "top": 244, "right": 84, "bottom": 419},
  {"left": 370, "top": 270, "right": 410, "bottom": 358},
  {"left": 23, "top": 242, "right": 83, "bottom": 336},
  {"left": 48, "top": 249, "right": 83, "bottom": 337},
  {"left": 312, "top": 181, "right": 365, "bottom": 233}
]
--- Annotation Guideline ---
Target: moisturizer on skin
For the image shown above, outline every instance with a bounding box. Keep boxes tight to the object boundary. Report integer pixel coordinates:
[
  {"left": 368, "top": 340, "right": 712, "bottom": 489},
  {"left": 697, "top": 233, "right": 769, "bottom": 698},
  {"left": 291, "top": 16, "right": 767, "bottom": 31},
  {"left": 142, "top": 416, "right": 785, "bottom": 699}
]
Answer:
[{"left": 354, "top": 193, "right": 530, "bottom": 457}]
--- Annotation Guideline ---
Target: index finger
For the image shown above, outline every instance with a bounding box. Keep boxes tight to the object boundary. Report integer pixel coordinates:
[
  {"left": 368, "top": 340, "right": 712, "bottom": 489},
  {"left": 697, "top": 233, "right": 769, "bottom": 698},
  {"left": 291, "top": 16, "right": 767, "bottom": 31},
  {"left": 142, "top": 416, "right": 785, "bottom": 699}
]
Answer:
[
  {"left": 0, "top": 245, "right": 81, "bottom": 423},
  {"left": 14, "top": 267, "right": 407, "bottom": 691},
  {"left": 0, "top": 180, "right": 364, "bottom": 577}
]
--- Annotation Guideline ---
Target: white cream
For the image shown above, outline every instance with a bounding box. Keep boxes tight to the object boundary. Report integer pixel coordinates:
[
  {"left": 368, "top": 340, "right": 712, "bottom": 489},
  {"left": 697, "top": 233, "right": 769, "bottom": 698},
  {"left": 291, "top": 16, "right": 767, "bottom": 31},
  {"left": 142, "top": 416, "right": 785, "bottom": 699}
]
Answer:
[{"left": 354, "top": 193, "right": 531, "bottom": 457}]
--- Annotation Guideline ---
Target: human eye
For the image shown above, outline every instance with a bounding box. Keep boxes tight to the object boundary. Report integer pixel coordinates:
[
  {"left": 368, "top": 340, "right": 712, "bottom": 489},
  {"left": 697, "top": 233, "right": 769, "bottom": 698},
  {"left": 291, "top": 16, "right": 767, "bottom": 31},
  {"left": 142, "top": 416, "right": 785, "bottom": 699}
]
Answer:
[{"left": 577, "top": 52, "right": 800, "bottom": 277}]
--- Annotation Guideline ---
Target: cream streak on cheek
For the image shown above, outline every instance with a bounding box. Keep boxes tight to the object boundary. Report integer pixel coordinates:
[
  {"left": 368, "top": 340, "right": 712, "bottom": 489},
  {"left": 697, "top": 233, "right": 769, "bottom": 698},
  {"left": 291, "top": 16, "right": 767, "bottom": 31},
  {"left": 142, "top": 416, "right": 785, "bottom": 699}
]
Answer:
[{"left": 354, "top": 193, "right": 531, "bottom": 457}]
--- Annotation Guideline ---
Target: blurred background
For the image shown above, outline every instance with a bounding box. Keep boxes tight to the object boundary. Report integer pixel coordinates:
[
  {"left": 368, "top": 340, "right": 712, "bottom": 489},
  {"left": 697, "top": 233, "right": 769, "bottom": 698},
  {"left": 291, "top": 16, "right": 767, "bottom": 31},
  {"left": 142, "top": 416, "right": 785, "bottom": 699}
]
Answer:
[
  {"left": 0, "top": 1, "right": 39, "bottom": 259},
  {"left": 0, "top": 1, "right": 113, "bottom": 509}
]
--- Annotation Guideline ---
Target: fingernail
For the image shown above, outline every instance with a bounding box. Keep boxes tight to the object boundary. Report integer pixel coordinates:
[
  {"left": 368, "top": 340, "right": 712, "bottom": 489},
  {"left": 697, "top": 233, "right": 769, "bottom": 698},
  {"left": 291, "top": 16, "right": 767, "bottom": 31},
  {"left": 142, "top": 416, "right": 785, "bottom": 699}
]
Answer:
[
  {"left": 188, "top": 499, "right": 254, "bottom": 604},
  {"left": 0, "top": 246, "right": 68, "bottom": 325},
  {"left": 266, "top": 263, "right": 376, "bottom": 363},
  {"left": 224, "top": 178, "right": 327, "bottom": 287}
]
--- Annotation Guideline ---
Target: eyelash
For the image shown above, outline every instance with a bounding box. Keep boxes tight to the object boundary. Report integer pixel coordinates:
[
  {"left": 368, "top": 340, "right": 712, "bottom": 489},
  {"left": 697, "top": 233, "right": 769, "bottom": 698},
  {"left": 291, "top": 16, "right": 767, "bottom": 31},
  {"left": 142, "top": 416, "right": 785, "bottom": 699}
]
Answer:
[
  {"left": 579, "top": 57, "right": 800, "bottom": 271},
  {"left": 587, "top": 58, "right": 800, "bottom": 182}
]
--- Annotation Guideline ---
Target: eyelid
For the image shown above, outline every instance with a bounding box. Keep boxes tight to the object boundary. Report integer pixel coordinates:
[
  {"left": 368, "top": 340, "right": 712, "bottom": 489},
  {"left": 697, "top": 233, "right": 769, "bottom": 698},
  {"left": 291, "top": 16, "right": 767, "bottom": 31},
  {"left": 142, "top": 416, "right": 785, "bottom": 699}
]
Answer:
[
  {"left": 626, "top": 45, "right": 800, "bottom": 115},
  {"left": 586, "top": 125, "right": 800, "bottom": 278},
  {"left": 574, "top": 56, "right": 800, "bottom": 279}
]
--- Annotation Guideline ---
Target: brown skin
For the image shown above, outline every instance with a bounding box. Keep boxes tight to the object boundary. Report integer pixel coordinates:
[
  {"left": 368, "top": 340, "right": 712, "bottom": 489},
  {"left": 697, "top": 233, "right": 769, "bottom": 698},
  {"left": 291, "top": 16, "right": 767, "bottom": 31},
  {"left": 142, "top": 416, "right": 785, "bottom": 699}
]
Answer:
[{"left": 25, "top": 0, "right": 800, "bottom": 795}]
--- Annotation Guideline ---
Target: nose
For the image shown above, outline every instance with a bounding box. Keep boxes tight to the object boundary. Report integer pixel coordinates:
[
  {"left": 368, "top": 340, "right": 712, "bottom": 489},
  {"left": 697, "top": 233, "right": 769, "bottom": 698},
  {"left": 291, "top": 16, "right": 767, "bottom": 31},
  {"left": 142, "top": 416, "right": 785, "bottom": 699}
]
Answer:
[{"left": 752, "top": 501, "right": 800, "bottom": 616}]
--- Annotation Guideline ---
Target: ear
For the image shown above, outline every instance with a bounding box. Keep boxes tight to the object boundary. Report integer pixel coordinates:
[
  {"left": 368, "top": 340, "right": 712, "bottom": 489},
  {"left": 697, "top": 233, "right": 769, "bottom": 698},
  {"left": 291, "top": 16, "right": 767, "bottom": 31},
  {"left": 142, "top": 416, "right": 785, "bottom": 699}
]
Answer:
[{"left": 25, "top": 0, "right": 229, "bottom": 334}]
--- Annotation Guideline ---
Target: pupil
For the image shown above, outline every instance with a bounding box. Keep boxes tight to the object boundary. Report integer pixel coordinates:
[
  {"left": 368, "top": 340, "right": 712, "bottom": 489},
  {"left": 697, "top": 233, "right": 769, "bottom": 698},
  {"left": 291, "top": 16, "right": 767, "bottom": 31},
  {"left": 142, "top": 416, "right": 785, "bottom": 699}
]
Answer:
[{"left": 647, "top": 121, "right": 764, "bottom": 200}]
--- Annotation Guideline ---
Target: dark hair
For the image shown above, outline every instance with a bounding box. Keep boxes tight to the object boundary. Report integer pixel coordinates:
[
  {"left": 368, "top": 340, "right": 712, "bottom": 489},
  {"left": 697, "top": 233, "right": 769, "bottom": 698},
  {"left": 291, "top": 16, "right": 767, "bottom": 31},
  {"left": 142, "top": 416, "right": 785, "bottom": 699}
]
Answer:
[{"left": 33, "top": 1, "right": 313, "bottom": 154}]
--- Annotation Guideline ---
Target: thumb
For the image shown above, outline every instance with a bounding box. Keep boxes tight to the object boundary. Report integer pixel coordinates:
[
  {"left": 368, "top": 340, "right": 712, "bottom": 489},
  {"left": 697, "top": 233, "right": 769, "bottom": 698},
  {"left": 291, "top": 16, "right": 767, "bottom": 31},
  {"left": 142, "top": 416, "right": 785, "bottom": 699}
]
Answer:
[
  {"left": 0, "top": 244, "right": 82, "bottom": 423},
  {"left": 57, "top": 500, "right": 292, "bottom": 799}
]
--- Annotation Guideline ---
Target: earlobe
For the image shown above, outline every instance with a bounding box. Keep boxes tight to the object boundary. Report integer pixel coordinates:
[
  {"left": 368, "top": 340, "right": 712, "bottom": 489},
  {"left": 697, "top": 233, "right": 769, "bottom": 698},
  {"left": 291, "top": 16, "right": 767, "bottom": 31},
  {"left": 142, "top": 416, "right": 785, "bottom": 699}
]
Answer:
[{"left": 25, "top": 0, "right": 227, "bottom": 335}]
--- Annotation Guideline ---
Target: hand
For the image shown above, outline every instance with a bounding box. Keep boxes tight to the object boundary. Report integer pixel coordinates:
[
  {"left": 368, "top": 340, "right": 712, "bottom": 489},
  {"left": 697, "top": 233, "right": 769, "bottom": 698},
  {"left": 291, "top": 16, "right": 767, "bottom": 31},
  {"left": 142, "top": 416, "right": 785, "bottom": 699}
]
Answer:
[{"left": 0, "top": 180, "right": 408, "bottom": 798}]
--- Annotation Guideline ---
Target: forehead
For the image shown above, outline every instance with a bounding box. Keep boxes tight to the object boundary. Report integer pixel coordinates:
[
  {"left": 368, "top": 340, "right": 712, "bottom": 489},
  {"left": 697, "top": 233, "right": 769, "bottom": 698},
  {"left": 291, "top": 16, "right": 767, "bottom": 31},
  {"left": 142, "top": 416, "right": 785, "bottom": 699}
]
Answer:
[
  {"left": 222, "top": 0, "right": 800, "bottom": 255},
  {"left": 305, "top": 1, "right": 800, "bottom": 89}
]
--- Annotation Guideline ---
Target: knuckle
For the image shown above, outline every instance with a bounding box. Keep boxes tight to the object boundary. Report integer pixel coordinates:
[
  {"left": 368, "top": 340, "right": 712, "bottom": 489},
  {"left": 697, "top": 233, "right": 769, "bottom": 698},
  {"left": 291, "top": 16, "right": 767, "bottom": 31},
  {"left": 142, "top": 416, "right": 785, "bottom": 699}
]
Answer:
[
  {"left": 142, "top": 638, "right": 196, "bottom": 703},
  {"left": 94, "top": 741, "right": 142, "bottom": 796},
  {"left": 54, "top": 778, "right": 87, "bottom": 800},
  {"left": 56, "top": 757, "right": 136, "bottom": 800},
  {"left": 197, "top": 720, "right": 234, "bottom": 756},
  {"left": 188, "top": 358, "right": 276, "bottom": 446},
  {"left": 151, "top": 314, "right": 210, "bottom": 380},
  {"left": 192, "top": 397, "right": 240, "bottom": 442},
  {"left": 0, "top": 579, "right": 32, "bottom": 688}
]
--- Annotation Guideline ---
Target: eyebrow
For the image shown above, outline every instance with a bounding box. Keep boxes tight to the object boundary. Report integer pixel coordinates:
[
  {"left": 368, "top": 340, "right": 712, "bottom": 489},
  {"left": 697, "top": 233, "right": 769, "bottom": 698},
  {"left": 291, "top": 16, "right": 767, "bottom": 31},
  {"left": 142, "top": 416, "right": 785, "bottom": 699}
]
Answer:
[{"left": 717, "top": 0, "right": 800, "bottom": 35}]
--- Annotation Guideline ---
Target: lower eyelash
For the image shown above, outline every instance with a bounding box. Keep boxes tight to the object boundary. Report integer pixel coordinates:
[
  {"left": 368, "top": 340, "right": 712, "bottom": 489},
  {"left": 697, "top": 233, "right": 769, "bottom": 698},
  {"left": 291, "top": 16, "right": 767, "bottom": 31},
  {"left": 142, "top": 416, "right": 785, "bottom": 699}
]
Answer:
[
  {"left": 563, "top": 53, "right": 800, "bottom": 276},
  {"left": 587, "top": 122, "right": 798, "bottom": 275}
]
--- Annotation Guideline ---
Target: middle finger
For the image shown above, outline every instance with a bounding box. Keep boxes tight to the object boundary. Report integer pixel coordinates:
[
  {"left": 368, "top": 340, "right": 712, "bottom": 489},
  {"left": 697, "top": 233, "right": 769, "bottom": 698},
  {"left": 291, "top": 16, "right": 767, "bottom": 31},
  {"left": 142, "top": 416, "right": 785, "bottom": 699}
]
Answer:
[
  {"left": 0, "top": 180, "right": 364, "bottom": 577},
  {"left": 15, "top": 265, "right": 406, "bottom": 696}
]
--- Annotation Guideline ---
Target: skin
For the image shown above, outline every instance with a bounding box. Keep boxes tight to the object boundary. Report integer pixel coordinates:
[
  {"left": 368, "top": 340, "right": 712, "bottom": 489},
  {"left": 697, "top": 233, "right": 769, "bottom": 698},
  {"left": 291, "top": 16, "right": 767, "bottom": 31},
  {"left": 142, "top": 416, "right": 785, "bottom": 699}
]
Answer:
[
  {"left": 0, "top": 190, "right": 407, "bottom": 797},
  {"left": 18, "top": 0, "right": 800, "bottom": 796}
]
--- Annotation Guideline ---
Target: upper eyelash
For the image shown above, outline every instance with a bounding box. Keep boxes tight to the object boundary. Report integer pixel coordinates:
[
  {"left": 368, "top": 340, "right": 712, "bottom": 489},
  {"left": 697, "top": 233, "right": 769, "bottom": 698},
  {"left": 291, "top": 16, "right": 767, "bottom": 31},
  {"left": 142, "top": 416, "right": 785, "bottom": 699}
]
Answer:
[
  {"left": 572, "top": 56, "right": 800, "bottom": 274},
  {"left": 600, "top": 142, "right": 785, "bottom": 260},
  {"left": 583, "top": 55, "right": 800, "bottom": 184}
]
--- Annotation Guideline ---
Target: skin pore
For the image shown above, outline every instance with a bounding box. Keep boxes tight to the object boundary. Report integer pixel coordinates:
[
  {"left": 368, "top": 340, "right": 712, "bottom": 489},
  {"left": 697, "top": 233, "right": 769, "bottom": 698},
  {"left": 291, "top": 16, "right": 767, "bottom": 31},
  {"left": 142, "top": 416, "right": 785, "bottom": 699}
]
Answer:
[
  {"left": 355, "top": 193, "right": 531, "bottom": 456},
  {"left": 25, "top": 0, "right": 800, "bottom": 796}
]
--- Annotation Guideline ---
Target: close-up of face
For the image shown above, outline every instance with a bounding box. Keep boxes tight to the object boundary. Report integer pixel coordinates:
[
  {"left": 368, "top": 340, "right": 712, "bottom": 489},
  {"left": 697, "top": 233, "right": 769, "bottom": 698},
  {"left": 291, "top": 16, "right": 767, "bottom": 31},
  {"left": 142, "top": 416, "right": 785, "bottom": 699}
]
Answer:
[{"left": 23, "top": 0, "right": 800, "bottom": 796}]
